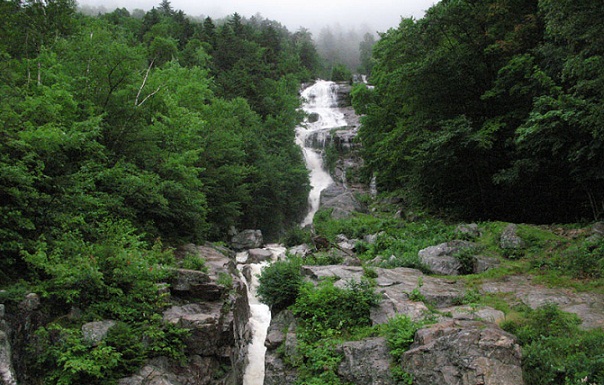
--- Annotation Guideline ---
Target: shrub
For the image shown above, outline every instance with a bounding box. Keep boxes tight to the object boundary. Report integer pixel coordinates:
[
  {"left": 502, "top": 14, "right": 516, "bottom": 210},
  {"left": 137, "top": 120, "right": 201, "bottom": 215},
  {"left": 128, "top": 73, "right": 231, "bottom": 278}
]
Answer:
[
  {"left": 257, "top": 258, "right": 303, "bottom": 311},
  {"left": 383, "top": 315, "right": 423, "bottom": 362},
  {"left": 292, "top": 278, "right": 380, "bottom": 340},
  {"left": 501, "top": 303, "right": 604, "bottom": 385},
  {"left": 180, "top": 253, "right": 209, "bottom": 272}
]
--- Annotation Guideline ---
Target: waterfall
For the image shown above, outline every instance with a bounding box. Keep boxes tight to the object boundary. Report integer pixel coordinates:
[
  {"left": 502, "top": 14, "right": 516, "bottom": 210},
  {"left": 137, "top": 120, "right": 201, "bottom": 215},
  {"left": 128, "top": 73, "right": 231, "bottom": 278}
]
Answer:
[
  {"left": 296, "top": 80, "right": 347, "bottom": 227},
  {"left": 239, "top": 245, "right": 285, "bottom": 385},
  {"left": 240, "top": 81, "right": 344, "bottom": 385}
]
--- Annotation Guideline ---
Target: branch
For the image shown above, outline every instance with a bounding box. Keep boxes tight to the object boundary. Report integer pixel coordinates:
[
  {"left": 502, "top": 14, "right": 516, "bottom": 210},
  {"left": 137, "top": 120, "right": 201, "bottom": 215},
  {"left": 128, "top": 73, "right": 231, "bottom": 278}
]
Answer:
[
  {"left": 136, "top": 86, "right": 161, "bottom": 107},
  {"left": 135, "top": 58, "right": 155, "bottom": 106}
]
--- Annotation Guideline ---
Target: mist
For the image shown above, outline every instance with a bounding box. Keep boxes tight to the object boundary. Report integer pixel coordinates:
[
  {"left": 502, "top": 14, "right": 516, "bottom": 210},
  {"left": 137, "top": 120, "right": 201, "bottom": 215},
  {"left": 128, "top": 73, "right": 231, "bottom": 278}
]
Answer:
[{"left": 77, "top": 0, "right": 436, "bottom": 35}]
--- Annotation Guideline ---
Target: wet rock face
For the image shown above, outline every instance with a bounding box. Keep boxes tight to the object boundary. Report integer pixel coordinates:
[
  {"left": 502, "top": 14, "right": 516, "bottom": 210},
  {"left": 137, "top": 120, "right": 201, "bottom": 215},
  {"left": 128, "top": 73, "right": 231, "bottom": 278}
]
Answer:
[{"left": 401, "top": 320, "right": 524, "bottom": 385}]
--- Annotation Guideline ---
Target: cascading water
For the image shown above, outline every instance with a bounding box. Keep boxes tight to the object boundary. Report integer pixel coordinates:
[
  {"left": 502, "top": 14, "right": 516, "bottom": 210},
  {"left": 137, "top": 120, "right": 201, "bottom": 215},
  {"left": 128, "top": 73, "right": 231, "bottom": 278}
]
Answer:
[
  {"left": 296, "top": 80, "right": 347, "bottom": 227},
  {"left": 239, "top": 245, "right": 285, "bottom": 385},
  {"left": 240, "top": 80, "right": 344, "bottom": 385}
]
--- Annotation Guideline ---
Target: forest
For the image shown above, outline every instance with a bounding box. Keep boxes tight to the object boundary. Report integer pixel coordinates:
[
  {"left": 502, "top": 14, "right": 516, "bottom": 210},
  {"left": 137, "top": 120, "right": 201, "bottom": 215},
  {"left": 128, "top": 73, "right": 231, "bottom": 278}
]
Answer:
[
  {"left": 354, "top": 0, "right": 604, "bottom": 224},
  {"left": 0, "top": 0, "right": 339, "bottom": 283},
  {"left": 1, "top": 0, "right": 604, "bottom": 384}
]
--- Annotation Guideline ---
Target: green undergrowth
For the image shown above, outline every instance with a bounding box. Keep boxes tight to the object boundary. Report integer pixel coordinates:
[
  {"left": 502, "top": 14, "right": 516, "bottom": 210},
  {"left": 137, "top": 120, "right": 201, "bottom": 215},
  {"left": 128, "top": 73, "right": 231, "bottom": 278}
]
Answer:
[
  {"left": 501, "top": 303, "right": 604, "bottom": 385},
  {"left": 262, "top": 202, "right": 604, "bottom": 384}
]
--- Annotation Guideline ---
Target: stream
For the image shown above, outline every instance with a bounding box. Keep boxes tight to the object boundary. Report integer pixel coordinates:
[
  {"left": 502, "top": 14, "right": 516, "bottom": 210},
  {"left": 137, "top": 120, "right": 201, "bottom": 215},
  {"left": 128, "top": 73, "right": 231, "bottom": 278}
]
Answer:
[{"left": 240, "top": 80, "right": 345, "bottom": 385}]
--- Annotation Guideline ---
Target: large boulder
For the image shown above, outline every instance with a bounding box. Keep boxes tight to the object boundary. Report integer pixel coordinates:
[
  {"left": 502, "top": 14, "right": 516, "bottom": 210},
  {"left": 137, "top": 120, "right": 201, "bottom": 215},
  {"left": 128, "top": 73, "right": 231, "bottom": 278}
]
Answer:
[
  {"left": 320, "top": 184, "right": 364, "bottom": 219},
  {"left": 247, "top": 248, "right": 273, "bottom": 263},
  {"left": 401, "top": 320, "right": 523, "bottom": 385},
  {"left": 418, "top": 240, "right": 477, "bottom": 276},
  {"left": 500, "top": 224, "right": 526, "bottom": 250},
  {"left": 337, "top": 337, "right": 395, "bottom": 385},
  {"left": 231, "top": 230, "right": 263, "bottom": 251}
]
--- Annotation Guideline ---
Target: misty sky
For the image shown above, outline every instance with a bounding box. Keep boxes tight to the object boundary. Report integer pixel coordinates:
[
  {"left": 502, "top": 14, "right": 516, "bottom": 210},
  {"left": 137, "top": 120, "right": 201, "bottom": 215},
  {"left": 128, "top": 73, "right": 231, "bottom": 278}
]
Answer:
[{"left": 77, "top": 0, "right": 437, "bottom": 33}]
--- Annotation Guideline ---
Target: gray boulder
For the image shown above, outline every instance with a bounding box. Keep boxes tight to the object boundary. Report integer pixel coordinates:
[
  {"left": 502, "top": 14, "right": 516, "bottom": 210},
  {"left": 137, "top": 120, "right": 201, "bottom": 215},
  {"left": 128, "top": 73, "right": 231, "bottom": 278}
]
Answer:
[
  {"left": 288, "top": 244, "right": 311, "bottom": 258},
  {"left": 337, "top": 337, "right": 395, "bottom": 385},
  {"left": 82, "top": 320, "right": 116, "bottom": 346},
  {"left": 500, "top": 224, "right": 526, "bottom": 250},
  {"left": 455, "top": 223, "right": 481, "bottom": 239},
  {"left": 265, "top": 310, "right": 295, "bottom": 350},
  {"left": 231, "top": 229, "right": 263, "bottom": 250},
  {"left": 474, "top": 255, "right": 501, "bottom": 273},
  {"left": 264, "top": 353, "right": 297, "bottom": 385},
  {"left": 247, "top": 248, "right": 273, "bottom": 263},
  {"left": 320, "top": 184, "right": 364, "bottom": 219},
  {"left": 401, "top": 320, "right": 523, "bottom": 385},
  {"left": 418, "top": 240, "right": 477, "bottom": 276}
]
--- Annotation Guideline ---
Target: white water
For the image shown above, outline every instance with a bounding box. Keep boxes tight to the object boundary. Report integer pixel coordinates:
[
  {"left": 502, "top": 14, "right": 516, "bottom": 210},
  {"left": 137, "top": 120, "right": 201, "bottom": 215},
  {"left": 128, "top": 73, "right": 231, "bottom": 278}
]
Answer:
[
  {"left": 240, "top": 245, "right": 286, "bottom": 385},
  {"left": 297, "top": 80, "right": 347, "bottom": 227},
  {"left": 240, "top": 81, "right": 345, "bottom": 385}
]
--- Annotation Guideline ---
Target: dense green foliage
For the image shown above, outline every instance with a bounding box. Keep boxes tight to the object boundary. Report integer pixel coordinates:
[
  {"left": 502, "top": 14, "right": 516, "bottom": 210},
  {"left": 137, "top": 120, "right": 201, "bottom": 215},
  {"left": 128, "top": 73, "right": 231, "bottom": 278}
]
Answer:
[
  {"left": 288, "top": 278, "right": 380, "bottom": 385},
  {"left": 0, "top": 1, "right": 327, "bottom": 383},
  {"left": 257, "top": 257, "right": 303, "bottom": 311},
  {"left": 0, "top": 0, "right": 323, "bottom": 278},
  {"left": 502, "top": 304, "right": 604, "bottom": 385},
  {"left": 356, "top": 0, "right": 604, "bottom": 223}
]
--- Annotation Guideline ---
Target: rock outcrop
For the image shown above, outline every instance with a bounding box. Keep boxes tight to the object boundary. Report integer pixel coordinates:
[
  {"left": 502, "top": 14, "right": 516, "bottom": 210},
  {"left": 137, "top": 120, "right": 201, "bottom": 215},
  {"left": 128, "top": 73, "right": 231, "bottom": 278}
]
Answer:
[
  {"left": 401, "top": 320, "right": 523, "bottom": 385},
  {"left": 337, "top": 337, "right": 395, "bottom": 385},
  {"left": 120, "top": 244, "right": 251, "bottom": 385}
]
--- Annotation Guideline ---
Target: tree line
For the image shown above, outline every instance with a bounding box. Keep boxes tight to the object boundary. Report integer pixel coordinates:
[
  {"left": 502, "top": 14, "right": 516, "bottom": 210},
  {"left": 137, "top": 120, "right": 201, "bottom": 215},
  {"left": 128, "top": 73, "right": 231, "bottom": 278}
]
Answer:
[
  {"left": 0, "top": 0, "right": 330, "bottom": 281},
  {"left": 353, "top": 0, "right": 604, "bottom": 223}
]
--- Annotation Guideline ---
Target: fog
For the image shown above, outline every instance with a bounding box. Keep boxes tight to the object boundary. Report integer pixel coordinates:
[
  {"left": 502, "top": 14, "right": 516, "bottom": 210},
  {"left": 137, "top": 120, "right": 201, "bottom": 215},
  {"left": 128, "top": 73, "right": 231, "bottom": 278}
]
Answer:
[{"left": 77, "top": 0, "right": 436, "bottom": 34}]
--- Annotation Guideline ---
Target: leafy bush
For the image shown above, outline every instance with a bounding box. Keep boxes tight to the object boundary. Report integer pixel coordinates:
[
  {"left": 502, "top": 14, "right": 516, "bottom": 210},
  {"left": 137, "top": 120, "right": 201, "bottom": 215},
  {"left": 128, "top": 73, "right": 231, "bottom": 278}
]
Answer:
[
  {"left": 280, "top": 226, "right": 312, "bottom": 247},
  {"left": 292, "top": 278, "right": 380, "bottom": 340},
  {"left": 501, "top": 303, "right": 604, "bottom": 385},
  {"left": 180, "top": 254, "right": 209, "bottom": 272},
  {"left": 383, "top": 315, "right": 422, "bottom": 362},
  {"left": 257, "top": 258, "right": 303, "bottom": 311}
]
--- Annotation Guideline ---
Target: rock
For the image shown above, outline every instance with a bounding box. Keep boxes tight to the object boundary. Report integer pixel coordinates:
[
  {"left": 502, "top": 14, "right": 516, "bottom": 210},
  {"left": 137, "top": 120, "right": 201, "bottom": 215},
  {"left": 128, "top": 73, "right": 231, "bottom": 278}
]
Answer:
[
  {"left": 401, "top": 320, "right": 523, "bottom": 385},
  {"left": 320, "top": 184, "right": 364, "bottom": 219},
  {"left": 336, "top": 234, "right": 358, "bottom": 251},
  {"left": 301, "top": 265, "right": 465, "bottom": 323},
  {"left": 118, "top": 357, "right": 183, "bottom": 385},
  {"left": 473, "top": 255, "right": 500, "bottom": 273},
  {"left": 440, "top": 306, "right": 506, "bottom": 324},
  {"left": 19, "top": 293, "right": 40, "bottom": 312},
  {"left": 308, "top": 112, "right": 320, "bottom": 123},
  {"left": 455, "top": 223, "right": 481, "bottom": 239},
  {"left": 82, "top": 320, "right": 116, "bottom": 346},
  {"left": 0, "top": 329, "right": 17, "bottom": 385},
  {"left": 337, "top": 337, "right": 395, "bottom": 385},
  {"left": 480, "top": 275, "right": 604, "bottom": 329},
  {"left": 231, "top": 229, "right": 263, "bottom": 250},
  {"left": 500, "top": 224, "right": 525, "bottom": 250},
  {"left": 593, "top": 222, "right": 604, "bottom": 236},
  {"left": 170, "top": 269, "right": 223, "bottom": 301},
  {"left": 163, "top": 302, "right": 225, "bottom": 356},
  {"left": 247, "top": 248, "right": 273, "bottom": 263},
  {"left": 288, "top": 244, "right": 311, "bottom": 258},
  {"left": 363, "top": 232, "right": 382, "bottom": 245},
  {"left": 265, "top": 310, "right": 295, "bottom": 350},
  {"left": 418, "top": 241, "right": 477, "bottom": 276},
  {"left": 264, "top": 353, "right": 297, "bottom": 385}
]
